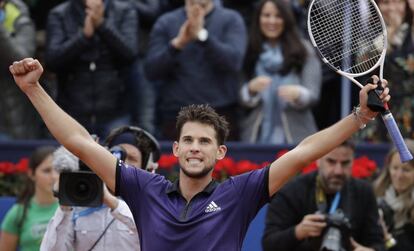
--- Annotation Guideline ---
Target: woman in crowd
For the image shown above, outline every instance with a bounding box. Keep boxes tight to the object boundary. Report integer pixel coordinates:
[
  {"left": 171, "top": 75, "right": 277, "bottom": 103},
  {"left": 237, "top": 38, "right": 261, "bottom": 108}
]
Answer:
[
  {"left": 374, "top": 139, "right": 414, "bottom": 250},
  {"left": 0, "top": 146, "right": 58, "bottom": 251},
  {"left": 240, "top": 0, "right": 321, "bottom": 144}
]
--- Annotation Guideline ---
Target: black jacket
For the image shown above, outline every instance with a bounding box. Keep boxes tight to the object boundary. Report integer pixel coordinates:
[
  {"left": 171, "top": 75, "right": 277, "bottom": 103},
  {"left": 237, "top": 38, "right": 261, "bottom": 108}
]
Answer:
[
  {"left": 263, "top": 172, "right": 385, "bottom": 251},
  {"left": 45, "top": 0, "right": 138, "bottom": 125}
]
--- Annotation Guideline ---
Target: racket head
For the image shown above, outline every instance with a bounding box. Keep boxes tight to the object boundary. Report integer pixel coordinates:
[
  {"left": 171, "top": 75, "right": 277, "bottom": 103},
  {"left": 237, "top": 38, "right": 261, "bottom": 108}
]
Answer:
[{"left": 307, "top": 0, "right": 388, "bottom": 78}]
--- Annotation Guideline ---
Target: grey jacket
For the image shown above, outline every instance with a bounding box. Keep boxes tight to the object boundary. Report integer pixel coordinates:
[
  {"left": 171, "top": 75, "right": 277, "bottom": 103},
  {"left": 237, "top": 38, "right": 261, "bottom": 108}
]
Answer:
[
  {"left": 0, "top": 0, "right": 39, "bottom": 139},
  {"left": 240, "top": 42, "right": 321, "bottom": 144}
]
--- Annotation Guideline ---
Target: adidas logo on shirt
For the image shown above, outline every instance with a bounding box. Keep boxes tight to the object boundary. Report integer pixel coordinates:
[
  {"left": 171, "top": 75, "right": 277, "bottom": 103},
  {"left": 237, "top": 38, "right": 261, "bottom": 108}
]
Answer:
[{"left": 205, "top": 201, "right": 221, "bottom": 213}]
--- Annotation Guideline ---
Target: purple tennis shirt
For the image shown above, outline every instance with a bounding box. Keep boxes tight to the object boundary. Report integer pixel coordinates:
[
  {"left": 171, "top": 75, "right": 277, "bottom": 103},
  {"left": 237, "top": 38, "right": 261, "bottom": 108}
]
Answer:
[{"left": 115, "top": 160, "right": 269, "bottom": 251}]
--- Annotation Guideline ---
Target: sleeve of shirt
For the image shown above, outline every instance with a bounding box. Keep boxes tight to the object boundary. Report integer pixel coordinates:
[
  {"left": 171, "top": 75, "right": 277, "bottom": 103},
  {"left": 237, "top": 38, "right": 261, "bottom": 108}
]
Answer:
[
  {"left": 1, "top": 204, "right": 20, "bottom": 235},
  {"left": 115, "top": 160, "right": 158, "bottom": 210},
  {"left": 231, "top": 166, "right": 270, "bottom": 219},
  {"left": 291, "top": 41, "right": 322, "bottom": 109},
  {"left": 95, "top": 3, "right": 138, "bottom": 61},
  {"left": 110, "top": 199, "right": 137, "bottom": 234},
  {"left": 144, "top": 14, "right": 180, "bottom": 81},
  {"left": 240, "top": 83, "right": 262, "bottom": 108},
  {"left": 40, "top": 207, "right": 74, "bottom": 251},
  {"left": 45, "top": 9, "right": 91, "bottom": 72}
]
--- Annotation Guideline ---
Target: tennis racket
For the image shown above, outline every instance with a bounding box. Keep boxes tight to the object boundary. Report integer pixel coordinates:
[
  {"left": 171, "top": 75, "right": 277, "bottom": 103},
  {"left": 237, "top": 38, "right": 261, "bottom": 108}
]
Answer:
[{"left": 307, "top": 0, "right": 413, "bottom": 162}]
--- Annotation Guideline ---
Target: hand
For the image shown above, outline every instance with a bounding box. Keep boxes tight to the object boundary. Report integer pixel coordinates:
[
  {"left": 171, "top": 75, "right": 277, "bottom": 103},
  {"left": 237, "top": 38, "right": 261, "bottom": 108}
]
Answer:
[
  {"left": 9, "top": 58, "right": 43, "bottom": 93},
  {"left": 85, "top": 0, "right": 105, "bottom": 28},
  {"left": 350, "top": 238, "right": 375, "bottom": 251},
  {"left": 103, "top": 184, "right": 119, "bottom": 210},
  {"left": 248, "top": 76, "right": 272, "bottom": 94},
  {"left": 358, "top": 75, "right": 390, "bottom": 124},
  {"left": 187, "top": 4, "right": 205, "bottom": 38},
  {"left": 172, "top": 21, "right": 193, "bottom": 49},
  {"left": 278, "top": 85, "right": 301, "bottom": 104},
  {"left": 83, "top": 14, "right": 95, "bottom": 38},
  {"left": 295, "top": 214, "right": 327, "bottom": 240}
]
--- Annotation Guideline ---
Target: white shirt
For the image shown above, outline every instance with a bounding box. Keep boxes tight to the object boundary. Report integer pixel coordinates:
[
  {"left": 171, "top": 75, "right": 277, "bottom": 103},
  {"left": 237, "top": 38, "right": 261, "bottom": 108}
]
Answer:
[{"left": 40, "top": 200, "right": 140, "bottom": 251}]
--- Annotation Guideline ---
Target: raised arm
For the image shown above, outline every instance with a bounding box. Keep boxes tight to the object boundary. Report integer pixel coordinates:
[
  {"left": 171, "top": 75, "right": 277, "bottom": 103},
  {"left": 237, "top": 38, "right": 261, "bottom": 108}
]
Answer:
[
  {"left": 267, "top": 77, "right": 390, "bottom": 196},
  {"left": 9, "top": 58, "right": 117, "bottom": 192}
]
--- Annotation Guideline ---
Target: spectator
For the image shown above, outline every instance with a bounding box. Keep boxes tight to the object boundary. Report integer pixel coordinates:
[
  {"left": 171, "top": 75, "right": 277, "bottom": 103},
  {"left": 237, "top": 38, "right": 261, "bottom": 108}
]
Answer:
[
  {"left": 45, "top": 0, "right": 138, "bottom": 138},
  {"left": 145, "top": 0, "right": 246, "bottom": 140},
  {"left": 263, "top": 140, "right": 385, "bottom": 251},
  {"left": 374, "top": 139, "right": 414, "bottom": 251},
  {"left": 0, "top": 146, "right": 58, "bottom": 251},
  {"left": 0, "top": 0, "right": 42, "bottom": 140},
  {"left": 240, "top": 0, "right": 321, "bottom": 144}
]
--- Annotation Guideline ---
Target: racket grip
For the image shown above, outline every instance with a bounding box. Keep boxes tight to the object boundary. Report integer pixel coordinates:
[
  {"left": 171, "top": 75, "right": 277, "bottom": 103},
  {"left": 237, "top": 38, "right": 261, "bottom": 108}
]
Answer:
[{"left": 381, "top": 111, "right": 413, "bottom": 162}]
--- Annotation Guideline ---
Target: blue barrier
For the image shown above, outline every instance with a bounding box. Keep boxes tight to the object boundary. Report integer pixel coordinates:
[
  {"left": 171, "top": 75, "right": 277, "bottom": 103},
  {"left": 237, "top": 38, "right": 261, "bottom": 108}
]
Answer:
[{"left": 242, "top": 204, "right": 268, "bottom": 251}]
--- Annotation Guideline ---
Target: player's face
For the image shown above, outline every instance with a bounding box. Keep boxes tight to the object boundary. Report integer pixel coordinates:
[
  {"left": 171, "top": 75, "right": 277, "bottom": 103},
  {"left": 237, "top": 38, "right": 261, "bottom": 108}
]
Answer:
[
  {"left": 173, "top": 121, "right": 226, "bottom": 179},
  {"left": 317, "top": 146, "right": 354, "bottom": 194},
  {"left": 260, "top": 1, "right": 284, "bottom": 44},
  {"left": 120, "top": 143, "right": 143, "bottom": 168},
  {"left": 388, "top": 153, "right": 414, "bottom": 194}
]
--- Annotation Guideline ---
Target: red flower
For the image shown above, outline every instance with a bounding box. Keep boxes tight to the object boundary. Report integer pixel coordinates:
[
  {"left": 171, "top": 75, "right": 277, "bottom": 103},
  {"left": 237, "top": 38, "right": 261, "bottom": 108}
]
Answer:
[
  {"left": 352, "top": 156, "right": 377, "bottom": 178},
  {"left": 158, "top": 154, "right": 178, "bottom": 170},
  {"left": 215, "top": 157, "right": 236, "bottom": 173},
  {"left": 276, "top": 149, "right": 289, "bottom": 159},
  {"left": 0, "top": 162, "right": 15, "bottom": 174},
  {"left": 15, "top": 158, "right": 29, "bottom": 173},
  {"left": 302, "top": 161, "right": 318, "bottom": 174},
  {"left": 234, "top": 160, "right": 260, "bottom": 175}
]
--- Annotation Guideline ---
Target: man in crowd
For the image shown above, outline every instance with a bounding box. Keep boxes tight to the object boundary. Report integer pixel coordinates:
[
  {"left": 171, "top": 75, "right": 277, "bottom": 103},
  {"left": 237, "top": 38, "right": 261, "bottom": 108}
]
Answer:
[
  {"left": 145, "top": 0, "right": 246, "bottom": 140},
  {"left": 262, "top": 140, "right": 385, "bottom": 251},
  {"left": 45, "top": 0, "right": 138, "bottom": 137}
]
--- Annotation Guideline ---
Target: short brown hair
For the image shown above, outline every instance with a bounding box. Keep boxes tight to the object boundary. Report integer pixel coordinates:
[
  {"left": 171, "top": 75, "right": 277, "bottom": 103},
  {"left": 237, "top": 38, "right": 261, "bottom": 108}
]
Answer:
[{"left": 176, "top": 104, "right": 229, "bottom": 145}]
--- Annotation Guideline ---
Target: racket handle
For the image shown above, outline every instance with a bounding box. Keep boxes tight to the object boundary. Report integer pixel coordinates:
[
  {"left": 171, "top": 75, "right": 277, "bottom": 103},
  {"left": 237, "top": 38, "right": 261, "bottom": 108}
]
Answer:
[{"left": 381, "top": 111, "right": 413, "bottom": 162}]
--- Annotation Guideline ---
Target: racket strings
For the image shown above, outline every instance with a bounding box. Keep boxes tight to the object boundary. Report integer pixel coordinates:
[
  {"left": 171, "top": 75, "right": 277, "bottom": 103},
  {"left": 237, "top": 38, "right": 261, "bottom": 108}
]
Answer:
[{"left": 309, "top": 0, "right": 385, "bottom": 74}]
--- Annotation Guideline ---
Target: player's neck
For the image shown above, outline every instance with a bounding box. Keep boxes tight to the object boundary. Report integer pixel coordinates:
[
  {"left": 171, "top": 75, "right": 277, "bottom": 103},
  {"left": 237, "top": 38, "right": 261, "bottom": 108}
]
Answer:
[{"left": 179, "top": 173, "right": 212, "bottom": 202}]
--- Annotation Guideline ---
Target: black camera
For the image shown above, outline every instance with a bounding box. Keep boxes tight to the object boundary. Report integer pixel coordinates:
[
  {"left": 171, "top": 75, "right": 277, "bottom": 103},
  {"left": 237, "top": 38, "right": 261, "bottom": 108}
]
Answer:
[
  {"left": 58, "top": 160, "right": 103, "bottom": 207},
  {"left": 320, "top": 210, "right": 352, "bottom": 251}
]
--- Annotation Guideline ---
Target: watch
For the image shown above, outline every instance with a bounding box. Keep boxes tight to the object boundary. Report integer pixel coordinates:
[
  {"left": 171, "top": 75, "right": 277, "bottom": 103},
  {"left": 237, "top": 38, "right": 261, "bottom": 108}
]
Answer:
[{"left": 197, "top": 28, "right": 208, "bottom": 42}]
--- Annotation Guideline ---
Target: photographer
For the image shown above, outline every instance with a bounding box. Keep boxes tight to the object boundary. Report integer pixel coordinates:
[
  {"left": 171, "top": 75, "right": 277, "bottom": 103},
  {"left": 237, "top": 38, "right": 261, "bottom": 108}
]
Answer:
[
  {"left": 374, "top": 139, "right": 414, "bottom": 251},
  {"left": 40, "top": 126, "right": 160, "bottom": 251},
  {"left": 263, "top": 140, "right": 385, "bottom": 251}
]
